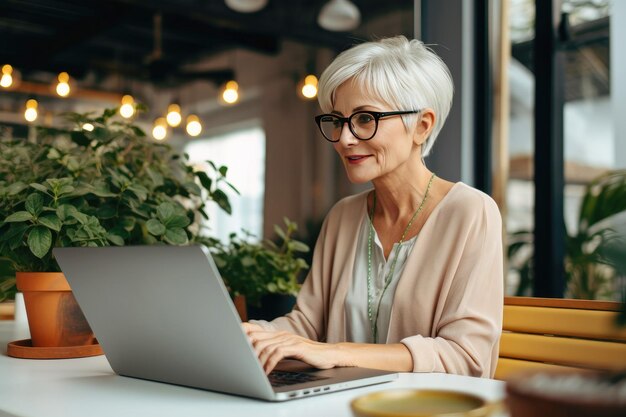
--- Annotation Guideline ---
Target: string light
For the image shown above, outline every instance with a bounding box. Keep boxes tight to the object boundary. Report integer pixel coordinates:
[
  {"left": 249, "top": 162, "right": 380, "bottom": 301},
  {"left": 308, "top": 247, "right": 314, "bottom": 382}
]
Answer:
[
  {"left": 185, "top": 115, "right": 202, "bottom": 137},
  {"left": 56, "top": 72, "right": 71, "bottom": 97},
  {"left": 24, "top": 99, "right": 38, "bottom": 122},
  {"left": 152, "top": 117, "right": 168, "bottom": 141},
  {"left": 82, "top": 123, "right": 94, "bottom": 131},
  {"left": 119, "top": 95, "right": 135, "bottom": 119},
  {"left": 301, "top": 74, "right": 318, "bottom": 99},
  {"left": 1, "top": 65, "right": 13, "bottom": 88},
  {"left": 166, "top": 104, "right": 182, "bottom": 127},
  {"left": 221, "top": 81, "right": 239, "bottom": 105}
]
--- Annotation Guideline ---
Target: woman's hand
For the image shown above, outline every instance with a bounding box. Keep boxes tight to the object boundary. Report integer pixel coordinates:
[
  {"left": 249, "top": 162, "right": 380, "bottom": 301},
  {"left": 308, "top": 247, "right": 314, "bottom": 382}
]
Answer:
[{"left": 242, "top": 323, "right": 342, "bottom": 374}]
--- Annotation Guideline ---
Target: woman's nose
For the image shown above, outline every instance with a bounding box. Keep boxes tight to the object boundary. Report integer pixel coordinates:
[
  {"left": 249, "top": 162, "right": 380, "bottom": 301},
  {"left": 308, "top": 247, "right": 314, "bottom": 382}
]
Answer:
[{"left": 337, "top": 122, "right": 359, "bottom": 146}]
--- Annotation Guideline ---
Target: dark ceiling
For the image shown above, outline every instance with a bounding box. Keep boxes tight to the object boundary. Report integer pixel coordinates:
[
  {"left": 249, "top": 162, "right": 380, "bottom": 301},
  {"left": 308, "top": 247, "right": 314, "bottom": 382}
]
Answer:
[{"left": 0, "top": 0, "right": 413, "bottom": 87}]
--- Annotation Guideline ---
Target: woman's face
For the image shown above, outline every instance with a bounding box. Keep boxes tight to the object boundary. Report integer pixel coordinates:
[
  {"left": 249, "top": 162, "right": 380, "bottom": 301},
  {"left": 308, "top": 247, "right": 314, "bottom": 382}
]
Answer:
[{"left": 331, "top": 81, "right": 421, "bottom": 184}]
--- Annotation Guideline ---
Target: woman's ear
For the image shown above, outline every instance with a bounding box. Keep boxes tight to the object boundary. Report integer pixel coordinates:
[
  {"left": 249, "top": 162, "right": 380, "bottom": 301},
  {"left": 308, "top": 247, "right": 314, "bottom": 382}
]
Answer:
[{"left": 413, "top": 109, "right": 436, "bottom": 146}]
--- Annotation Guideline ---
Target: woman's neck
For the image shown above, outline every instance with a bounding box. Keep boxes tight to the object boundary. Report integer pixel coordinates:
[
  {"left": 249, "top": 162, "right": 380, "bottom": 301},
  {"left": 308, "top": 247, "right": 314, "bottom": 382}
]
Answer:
[{"left": 370, "top": 157, "right": 433, "bottom": 224}]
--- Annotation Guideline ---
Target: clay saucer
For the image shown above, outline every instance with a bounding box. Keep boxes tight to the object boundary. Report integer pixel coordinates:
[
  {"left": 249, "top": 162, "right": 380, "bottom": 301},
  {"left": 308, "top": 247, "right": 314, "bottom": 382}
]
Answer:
[{"left": 7, "top": 338, "right": 103, "bottom": 359}]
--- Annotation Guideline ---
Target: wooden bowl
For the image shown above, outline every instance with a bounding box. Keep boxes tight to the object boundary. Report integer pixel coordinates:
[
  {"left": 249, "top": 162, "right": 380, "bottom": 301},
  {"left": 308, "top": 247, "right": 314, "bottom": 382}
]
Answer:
[{"left": 505, "top": 370, "right": 626, "bottom": 417}]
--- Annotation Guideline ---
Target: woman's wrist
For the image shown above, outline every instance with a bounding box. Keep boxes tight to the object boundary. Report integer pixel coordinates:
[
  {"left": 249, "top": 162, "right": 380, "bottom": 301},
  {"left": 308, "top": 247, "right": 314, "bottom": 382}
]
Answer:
[{"left": 332, "top": 342, "right": 356, "bottom": 367}]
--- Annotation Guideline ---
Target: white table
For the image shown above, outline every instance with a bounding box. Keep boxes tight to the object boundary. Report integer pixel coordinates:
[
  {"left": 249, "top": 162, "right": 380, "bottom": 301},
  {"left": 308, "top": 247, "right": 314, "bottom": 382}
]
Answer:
[{"left": 0, "top": 321, "right": 507, "bottom": 417}]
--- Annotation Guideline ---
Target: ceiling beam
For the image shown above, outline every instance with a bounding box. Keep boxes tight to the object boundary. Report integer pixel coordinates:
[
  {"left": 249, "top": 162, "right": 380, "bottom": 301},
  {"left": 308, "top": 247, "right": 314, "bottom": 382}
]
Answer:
[{"left": 3, "top": 80, "right": 122, "bottom": 103}]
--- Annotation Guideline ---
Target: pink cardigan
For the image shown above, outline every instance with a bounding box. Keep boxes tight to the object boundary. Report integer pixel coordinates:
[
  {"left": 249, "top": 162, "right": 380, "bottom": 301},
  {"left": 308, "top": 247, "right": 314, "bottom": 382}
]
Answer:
[{"left": 256, "top": 183, "right": 503, "bottom": 378}]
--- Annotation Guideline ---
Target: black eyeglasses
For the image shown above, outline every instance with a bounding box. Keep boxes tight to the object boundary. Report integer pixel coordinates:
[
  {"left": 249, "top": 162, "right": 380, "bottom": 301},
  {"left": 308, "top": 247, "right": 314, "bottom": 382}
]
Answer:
[{"left": 314, "top": 110, "right": 421, "bottom": 142}]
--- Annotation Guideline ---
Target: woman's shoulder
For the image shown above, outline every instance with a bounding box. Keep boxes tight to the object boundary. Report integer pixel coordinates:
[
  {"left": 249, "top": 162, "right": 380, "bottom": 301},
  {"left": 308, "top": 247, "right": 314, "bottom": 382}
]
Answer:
[
  {"left": 437, "top": 182, "right": 501, "bottom": 223},
  {"left": 326, "top": 189, "right": 370, "bottom": 219}
]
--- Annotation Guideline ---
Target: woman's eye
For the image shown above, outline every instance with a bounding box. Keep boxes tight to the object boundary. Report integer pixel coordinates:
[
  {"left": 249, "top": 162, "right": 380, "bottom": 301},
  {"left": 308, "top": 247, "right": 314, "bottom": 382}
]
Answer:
[{"left": 355, "top": 114, "right": 374, "bottom": 124}]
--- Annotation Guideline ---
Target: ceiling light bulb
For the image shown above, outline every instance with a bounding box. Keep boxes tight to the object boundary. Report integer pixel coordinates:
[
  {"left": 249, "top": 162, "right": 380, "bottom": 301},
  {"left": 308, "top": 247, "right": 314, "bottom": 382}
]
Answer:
[
  {"left": 120, "top": 103, "right": 135, "bottom": 119},
  {"left": 152, "top": 117, "right": 168, "bottom": 141},
  {"left": 0, "top": 74, "right": 12, "bottom": 88},
  {"left": 25, "top": 108, "right": 38, "bottom": 122},
  {"left": 224, "top": 0, "right": 268, "bottom": 13},
  {"left": 317, "top": 0, "right": 361, "bottom": 32},
  {"left": 0, "top": 65, "right": 13, "bottom": 88},
  {"left": 166, "top": 104, "right": 182, "bottom": 127},
  {"left": 58, "top": 72, "right": 70, "bottom": 83},
  {"left": 186, "top": 115, "right": 202, "bottom": 137},
  {"left": 56, "top": 82, "right": 70, "bottom": 97},
  {"left": 301, "top": 74, "right": 318, "bottom": 99},
  {"left": 24, "top": 100, "right": 38, "bottom": 122},
  {"left": 82, "top": 123, "right": 95, "bottom": 131},
  {"left": 55, "top": 72, "right": 71, "bottom": 97},
  {"left": 301, "top": 84, "right": 318, "bottom": 99},
  {"left": 120, "top": 95, "right": 135, "bottom": 118},
  {"left": 222, "top": 81, "right": 239, "bottom": 104}
]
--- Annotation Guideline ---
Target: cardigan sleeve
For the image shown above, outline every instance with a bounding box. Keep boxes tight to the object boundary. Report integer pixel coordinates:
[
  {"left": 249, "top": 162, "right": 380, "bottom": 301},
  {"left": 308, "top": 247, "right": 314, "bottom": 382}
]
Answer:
[
  {"left": 400, "top": 194, "right": 503, "bottom": 378},
  {"left": 249, "top": 215, "right": 331, "bottom": 341}
]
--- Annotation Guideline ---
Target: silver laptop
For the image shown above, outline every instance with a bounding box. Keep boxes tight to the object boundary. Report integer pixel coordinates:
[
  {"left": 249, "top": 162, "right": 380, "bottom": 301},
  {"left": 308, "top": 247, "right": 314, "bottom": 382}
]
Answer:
[{"left": 53, "top": 245, "right": 396, "bottom": 401}]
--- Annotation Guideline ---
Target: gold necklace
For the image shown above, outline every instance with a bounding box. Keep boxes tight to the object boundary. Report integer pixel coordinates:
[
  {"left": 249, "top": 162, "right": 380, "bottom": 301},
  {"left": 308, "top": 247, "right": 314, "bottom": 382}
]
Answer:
[{"left": 366, "top": 173, "right": 435, "bottom": 343}]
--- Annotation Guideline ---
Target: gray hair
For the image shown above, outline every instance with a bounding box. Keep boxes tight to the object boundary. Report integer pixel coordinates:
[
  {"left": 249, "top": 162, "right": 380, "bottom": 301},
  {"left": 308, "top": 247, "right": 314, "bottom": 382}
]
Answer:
[{"left": 317, "top": 36, "right": 454, "bottom": 157}]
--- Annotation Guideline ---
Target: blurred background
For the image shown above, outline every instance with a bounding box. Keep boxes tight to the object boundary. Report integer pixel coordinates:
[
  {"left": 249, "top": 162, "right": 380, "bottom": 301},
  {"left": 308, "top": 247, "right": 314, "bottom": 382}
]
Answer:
[{"left": 0, "top": 0, "right": 624, "bottom": 302}]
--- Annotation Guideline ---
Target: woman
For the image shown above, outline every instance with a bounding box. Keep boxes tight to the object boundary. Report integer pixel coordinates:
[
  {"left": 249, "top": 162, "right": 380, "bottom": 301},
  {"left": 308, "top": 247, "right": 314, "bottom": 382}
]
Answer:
[{"left": 244, "top": 36, "right": 503, "bottom": 378}]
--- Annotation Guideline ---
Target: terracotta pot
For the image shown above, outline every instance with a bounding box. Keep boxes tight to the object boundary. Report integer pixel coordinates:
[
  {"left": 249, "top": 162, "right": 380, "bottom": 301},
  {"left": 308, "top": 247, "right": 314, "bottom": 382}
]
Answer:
[
  {"left": 16, "top": 272, "right": 95, "bottom": 347},
  {"left": 233, "top": 294, "right": 248, "bottom": 322}
]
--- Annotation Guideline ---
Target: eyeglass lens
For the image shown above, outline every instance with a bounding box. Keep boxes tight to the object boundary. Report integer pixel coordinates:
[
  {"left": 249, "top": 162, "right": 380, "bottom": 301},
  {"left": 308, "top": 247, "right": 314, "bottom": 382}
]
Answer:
[{"left": 318, "top": 112, "right": 377, "bottom": 141}]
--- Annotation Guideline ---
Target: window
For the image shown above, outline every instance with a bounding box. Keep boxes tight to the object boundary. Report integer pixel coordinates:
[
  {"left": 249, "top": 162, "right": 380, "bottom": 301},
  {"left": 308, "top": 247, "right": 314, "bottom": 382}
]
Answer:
[
  {"left": 503, "top": 0, "right": 623, "bottom": 300},
  {"left": 184, "top": 125, "right": 266, "bottom": 243}
]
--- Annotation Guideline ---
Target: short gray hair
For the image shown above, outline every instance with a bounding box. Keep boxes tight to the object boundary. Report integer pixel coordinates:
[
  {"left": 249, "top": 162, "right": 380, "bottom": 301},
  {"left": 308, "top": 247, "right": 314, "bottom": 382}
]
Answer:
[{"left": 317, "top": 36, "right": 454, "bottom": 157}]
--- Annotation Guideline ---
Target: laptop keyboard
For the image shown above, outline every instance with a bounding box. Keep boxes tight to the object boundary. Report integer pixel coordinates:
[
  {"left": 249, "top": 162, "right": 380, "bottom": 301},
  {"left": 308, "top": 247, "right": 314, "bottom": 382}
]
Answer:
[{"left": 268, "top": 371, "right": 328, "bottom": 387}]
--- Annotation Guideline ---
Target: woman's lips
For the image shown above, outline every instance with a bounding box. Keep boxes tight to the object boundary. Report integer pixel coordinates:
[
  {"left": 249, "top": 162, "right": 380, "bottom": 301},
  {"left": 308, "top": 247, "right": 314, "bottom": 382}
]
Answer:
[{"left": 345, "top": 155, "right": 370, "bottom": 165}]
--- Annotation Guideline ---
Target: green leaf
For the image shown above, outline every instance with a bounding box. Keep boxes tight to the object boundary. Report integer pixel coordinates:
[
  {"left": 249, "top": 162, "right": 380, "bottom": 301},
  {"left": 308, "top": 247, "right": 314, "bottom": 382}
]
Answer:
[
  {"left": 0, "top": 223, "right": 29, "bottom": 245},
  {"left": 127, "top": 184, "right": 148, "bottom": 201},
  {"left": 58, "top": 185, "right": 76, "bottom": 196},
  {"left": 219, "top": 166, "right": 228, "bottom": 176},
  {"left": 183, "top": 181, "right": 201, "bottom": 196},
  {"left": 146, "top": 167, "right": 164, "bottom": 187},
  {"left": 157, "top": 203, "right": 176, "bottom": 222},
  {"left": 274, "top": 224, "right": 286, "bottom": 241},
  {"left": 56, "top": 204, "right": 79, "bottom": 221},
  {"left": 131, "top": 126, "right": 146, "bottom": 137},
  {"left": 146, "top": 219, "right": 166, "bottom": 236},
  {"left": 4, "top": 211, "right": 33, "bottom": 223},
  {"left": 164, "top": 228, "right": 188, "bottom": 245},
  {"left": 196, "top": 171, "right": 212, "bottom": 191},
  {"left": 213, "top": 189, "right": 232, "bottom": 215},
  {"left": 27, "top": 226, "right": 52, "bottom": 259},
  {"left": 166, "top": 215, "right": 190, "bottom": 229},
  {"left": 289, "top": 241, "right": 310, "bottom": 253},
  {"left": 29, "top": 183, "right": 49, "bottom": 194},
  {"left": 120, "top": 217, "right": 136, "bottom": 232},
  {"left": 89, "top": 182, "right": 117, "bottom": 198},
  {"left": 38, "top": 214, "right": 62, "bottom": 232},
  {"left": 96, "top": 205, "right": 117, "bottom": 219},
  {"left": 7, "top": 182, "right": 28, "bottom": 195},
  {"left": 47, "top": 148, "right": 61, "bottom": 159},
  {"left": 66, "top": 157, "right": 80, "bottom": 172},
  {"left": 107, "top": 234, "right": 125, "bottom": 246},
  {"left": 25, "top": 193, "right": 44, "bottom": 216}
]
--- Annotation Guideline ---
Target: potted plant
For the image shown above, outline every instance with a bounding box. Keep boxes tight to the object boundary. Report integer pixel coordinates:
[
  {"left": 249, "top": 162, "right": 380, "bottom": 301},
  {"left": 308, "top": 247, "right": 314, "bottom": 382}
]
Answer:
[
  {"left": 208, "top": 218, "right": 310, "bottom": 321},
  {"left": 0, "top": 108, "right": 235, "bottom": 350},
  {"left": 508, "top": 169, "right": 626, "bottom": 300}
]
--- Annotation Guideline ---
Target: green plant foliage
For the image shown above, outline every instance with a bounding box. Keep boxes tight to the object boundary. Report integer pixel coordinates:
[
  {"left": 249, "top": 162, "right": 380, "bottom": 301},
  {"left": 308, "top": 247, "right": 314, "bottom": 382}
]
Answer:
[
  {"left": 209, "top": 218, "right": 310, "bottom": 307},
  {"left": 508, "top": 170, "right": 626, "bottom": 301},
  {"left": 0, "top": 108, "right": 237, "bottom": 289}
]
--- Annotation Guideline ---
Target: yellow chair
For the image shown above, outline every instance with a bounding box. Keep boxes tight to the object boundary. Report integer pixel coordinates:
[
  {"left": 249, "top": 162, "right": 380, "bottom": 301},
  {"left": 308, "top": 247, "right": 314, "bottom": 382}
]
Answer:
[{"left": 495, "top": 296, "right": 626, "bottom": 380}]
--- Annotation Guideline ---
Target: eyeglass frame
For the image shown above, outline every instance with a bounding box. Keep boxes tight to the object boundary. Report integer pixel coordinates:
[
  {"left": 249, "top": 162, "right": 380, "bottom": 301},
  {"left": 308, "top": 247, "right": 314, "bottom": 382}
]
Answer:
[{"left": 314, "top": 110, "right": 421, "bottom": 142}]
